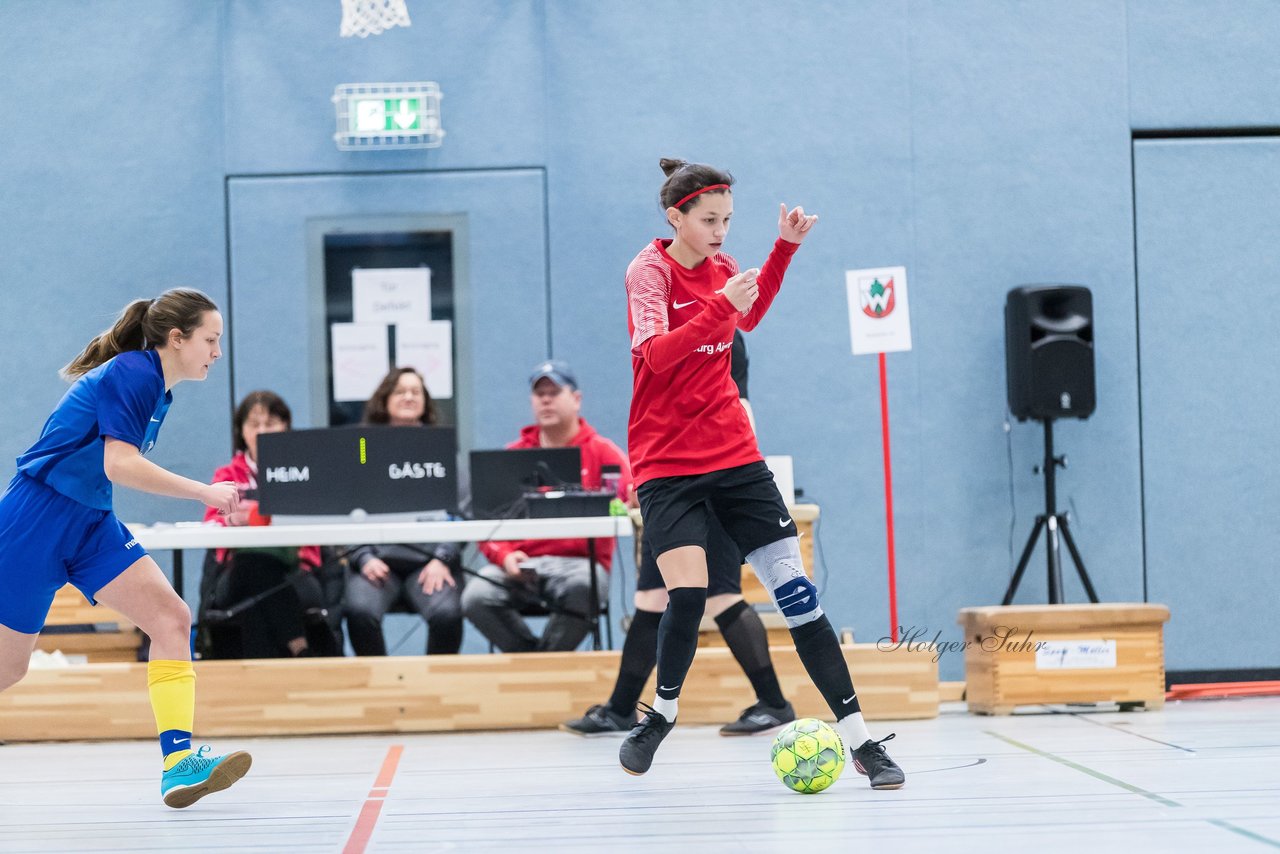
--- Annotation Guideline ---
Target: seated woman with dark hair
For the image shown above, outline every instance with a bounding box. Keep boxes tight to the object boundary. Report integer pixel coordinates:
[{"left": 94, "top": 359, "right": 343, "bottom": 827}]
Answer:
[
  {"left": 201, "top": 390, "right": 330, "bottom": 658},
  {"left": 345, "top": 368, "right": 464, "bottom": 655}
]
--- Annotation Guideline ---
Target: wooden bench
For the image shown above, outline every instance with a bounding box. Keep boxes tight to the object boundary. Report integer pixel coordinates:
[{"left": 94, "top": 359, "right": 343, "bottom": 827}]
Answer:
[
  {"left": 0, "top": 642, "right": 938, "bottom": 741},
  {"left": 37, "top": 584, "right": 142, "bottom": 663}
]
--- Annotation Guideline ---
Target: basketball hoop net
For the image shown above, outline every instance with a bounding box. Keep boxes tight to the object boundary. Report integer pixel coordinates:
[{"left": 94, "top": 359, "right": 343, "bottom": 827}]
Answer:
[{"left": 340, "top": 0, "right": 411, "bottom": 38}]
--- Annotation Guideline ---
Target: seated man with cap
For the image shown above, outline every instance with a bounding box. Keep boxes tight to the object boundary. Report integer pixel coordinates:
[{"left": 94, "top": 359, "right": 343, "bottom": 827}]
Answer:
[{"left": 462, "top": 360, "right": 632, "bottom": 652}]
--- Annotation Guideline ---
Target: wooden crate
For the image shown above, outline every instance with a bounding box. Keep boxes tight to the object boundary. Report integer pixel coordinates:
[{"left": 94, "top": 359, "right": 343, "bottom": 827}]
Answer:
[
  {"left": 957, "top": 603, "right": 1170, "bottom": 715},
  {"left": 37, "top": 585, "right": 142, "bottom": 663}
]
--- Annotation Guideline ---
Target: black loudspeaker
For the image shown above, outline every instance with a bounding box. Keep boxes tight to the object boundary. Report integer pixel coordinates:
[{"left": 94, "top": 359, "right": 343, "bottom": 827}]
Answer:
[{"left": 1005, "top": 285, "right": 1095, "bottom": 421}]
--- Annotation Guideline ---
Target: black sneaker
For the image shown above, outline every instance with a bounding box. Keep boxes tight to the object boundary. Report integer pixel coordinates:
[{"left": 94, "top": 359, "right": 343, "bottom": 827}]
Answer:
[
  {"left": 719, "top": 700, "right": 796, "bottom": 736},
  {"left": 851, "top": 732, "right": 906, "bottom": 789},
  {"left": 619, "top": 703, "right": 675, "bottom": 775},
  {"left": 559, "top": 704, "right": 632, "bottom": 737}
]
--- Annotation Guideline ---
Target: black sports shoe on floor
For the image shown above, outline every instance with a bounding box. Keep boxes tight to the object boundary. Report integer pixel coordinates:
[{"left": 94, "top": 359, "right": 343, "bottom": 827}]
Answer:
[
  {"left": 851, "top": 732, "right": 906, "bottom": 789},
  {"left": 559, "top": 704, "right": 632, "bottom": 737},
  {"left": 619, "top": 703, "right": 675, "bottom": 775},
  {"left": 718, "top": 700, "right": 796, "bottom": 736}
]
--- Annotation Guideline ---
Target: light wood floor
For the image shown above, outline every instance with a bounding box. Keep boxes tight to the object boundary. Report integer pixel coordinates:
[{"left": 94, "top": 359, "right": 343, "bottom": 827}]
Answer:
[{"left": 0, "top": 697, "right": 1277, "bottom": 853}]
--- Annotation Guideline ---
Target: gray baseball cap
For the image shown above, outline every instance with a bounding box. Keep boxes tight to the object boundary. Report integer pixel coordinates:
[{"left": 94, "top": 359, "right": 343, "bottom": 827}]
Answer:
[{"left": 529, "top": 359, "right": 578, "bottom": 390}]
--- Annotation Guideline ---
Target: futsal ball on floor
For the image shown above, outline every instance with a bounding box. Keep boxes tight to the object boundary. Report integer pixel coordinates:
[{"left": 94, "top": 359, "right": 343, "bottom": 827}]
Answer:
[{"left": 770, "top": 718, "right": 845, "bottom": 794}]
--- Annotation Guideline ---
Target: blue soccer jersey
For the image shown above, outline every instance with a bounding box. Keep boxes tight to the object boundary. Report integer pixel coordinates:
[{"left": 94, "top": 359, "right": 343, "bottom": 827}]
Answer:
[{"left": 15, "top": 349, "right": 172, "bottom": 510}]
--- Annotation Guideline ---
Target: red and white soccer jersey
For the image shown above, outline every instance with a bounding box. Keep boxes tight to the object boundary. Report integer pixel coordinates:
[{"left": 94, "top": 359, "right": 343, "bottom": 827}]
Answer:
[{"left": 626, "top": 236, "right": 798, "bottom": 486}]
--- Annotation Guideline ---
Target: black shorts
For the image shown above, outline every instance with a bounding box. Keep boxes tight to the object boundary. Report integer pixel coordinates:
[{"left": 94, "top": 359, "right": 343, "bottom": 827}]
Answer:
[
  {"left": 636, "top": 513, "right": 743, "bottom": 596},
  {"left": 636, "top": 461, "right": 797, "bottom": 564}
]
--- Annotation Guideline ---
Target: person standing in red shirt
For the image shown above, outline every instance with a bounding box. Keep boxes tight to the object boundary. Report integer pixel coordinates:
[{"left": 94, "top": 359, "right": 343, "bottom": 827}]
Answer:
[
  {"left": 561, "top": 331, "right": 798, "bottom": 738},
  {"left": 618, "top": 159, "right": 905, "bottom": 790},
  {"left": 463, "top": 360, "right": 631, "bottom": 652}
]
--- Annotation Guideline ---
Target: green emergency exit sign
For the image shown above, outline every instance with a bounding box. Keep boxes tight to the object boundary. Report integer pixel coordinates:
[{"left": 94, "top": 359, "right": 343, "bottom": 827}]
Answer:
[
  {"left": 354, "top": 98, "right": 421, "bottom": 131},
  {"left": 332, "top": 82, "right": 444, "bottom": 151}
]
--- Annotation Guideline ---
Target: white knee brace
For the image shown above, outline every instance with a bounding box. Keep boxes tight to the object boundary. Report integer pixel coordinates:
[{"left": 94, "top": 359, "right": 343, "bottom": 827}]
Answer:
[{"left": 745, "top": 537, "right": 822, "bottom": 628}]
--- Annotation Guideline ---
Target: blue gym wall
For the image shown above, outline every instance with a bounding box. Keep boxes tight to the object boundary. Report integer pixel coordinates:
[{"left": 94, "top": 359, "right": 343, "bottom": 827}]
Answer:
[{"left": 2, "top": 0, "right": 1277, "bottom": 675}]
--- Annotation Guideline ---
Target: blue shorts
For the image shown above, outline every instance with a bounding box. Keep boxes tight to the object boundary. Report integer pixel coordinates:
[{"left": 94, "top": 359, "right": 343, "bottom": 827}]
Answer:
[{"left": 0, "top": 474, "right": 148, "bottom": 634}]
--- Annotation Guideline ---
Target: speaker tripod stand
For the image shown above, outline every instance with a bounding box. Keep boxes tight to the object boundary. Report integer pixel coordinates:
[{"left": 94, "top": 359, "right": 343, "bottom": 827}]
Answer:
[{"left": 1002, "top": 418, "right": 1099, "bottom": 605}]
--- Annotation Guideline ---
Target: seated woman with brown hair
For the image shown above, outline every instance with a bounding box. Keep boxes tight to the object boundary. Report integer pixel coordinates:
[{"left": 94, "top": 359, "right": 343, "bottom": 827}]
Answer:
[
  {"left": 344, "top": 367, "right": 464, "bottom": 655},
  {"left": 201, "top": 390, "right": 331, "bottom": 658}
]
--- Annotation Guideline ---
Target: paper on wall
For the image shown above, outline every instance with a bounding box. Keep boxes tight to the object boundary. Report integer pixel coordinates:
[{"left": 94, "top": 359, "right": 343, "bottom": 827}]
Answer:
[
  {"left": 353, "top": 267, "right": 432, "bottom": 324},
  {"left": 395, "top": 321, "right": 453, "bottom": 399},
  {"left": 331, "top": 322, "right": 389, "bottom": 402}
]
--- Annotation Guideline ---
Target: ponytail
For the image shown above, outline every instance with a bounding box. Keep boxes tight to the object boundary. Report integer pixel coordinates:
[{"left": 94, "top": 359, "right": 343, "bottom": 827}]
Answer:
[{"left": 62, "top": 288, "right": 219, "bottom": 380}]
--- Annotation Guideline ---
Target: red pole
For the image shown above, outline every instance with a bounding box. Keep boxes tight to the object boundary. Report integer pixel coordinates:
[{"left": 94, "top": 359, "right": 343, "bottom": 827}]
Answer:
[{"left": 878, "top": 352, "right": 899, "bottom": 644}]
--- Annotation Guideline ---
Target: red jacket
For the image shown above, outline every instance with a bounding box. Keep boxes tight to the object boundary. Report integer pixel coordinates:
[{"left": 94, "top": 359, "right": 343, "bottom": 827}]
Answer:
[
  {"left": 478, "top": 418, "right": 631, "bottom": 571},
  {"left": 204, "top": 452, "right": 322, "bottom": 569}
]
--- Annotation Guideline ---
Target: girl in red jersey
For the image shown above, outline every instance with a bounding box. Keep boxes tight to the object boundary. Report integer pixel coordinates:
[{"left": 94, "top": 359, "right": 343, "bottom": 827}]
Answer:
[{"left": 619, "top": 159, "right": 905, "bottom": 788}]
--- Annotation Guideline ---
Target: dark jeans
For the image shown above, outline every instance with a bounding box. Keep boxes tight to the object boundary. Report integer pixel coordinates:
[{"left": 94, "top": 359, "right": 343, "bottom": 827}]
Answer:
[{"left": 344, "top": 560, "right": 463, "bottom": 655}]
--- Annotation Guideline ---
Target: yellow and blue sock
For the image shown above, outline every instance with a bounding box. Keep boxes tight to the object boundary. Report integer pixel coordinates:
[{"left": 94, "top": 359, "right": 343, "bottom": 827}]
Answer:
[{"left": 147, "top": 660, "right": 195, "bottom": 771}]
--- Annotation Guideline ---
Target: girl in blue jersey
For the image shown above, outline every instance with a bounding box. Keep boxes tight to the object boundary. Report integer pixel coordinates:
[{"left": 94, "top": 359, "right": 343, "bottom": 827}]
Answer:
[{"left": 0, "top": 288, "right": 252, "bottom": 808}]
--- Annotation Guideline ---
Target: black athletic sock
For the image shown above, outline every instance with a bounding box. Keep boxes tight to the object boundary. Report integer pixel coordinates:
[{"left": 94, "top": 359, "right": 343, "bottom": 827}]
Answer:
[
  {"left": 654, "top": 587, "right": 707, "bottom": 701},
  {"left": 790, "top": 615, "right": 860, "bottom": 717},
  {"left": 715, "top": 600, "right": 787, "bottom": 707},
  {"left": 607, "top": 608, "right": 663, "bottom": 716}
]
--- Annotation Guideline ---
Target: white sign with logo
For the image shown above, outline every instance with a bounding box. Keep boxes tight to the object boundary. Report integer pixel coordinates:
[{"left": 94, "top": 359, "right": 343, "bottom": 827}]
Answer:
[
  {"left": 353, "top": 267, "right": 432, "bottom": 325},
  {"left": 1035, "top": 639, "right": 1118, "bottom": 670},
  {"left": 846, "top": 265, "right": 913, "bottom": 355},
  {"left": 395, "top": 321, "right": 453, "bottom": 399}
]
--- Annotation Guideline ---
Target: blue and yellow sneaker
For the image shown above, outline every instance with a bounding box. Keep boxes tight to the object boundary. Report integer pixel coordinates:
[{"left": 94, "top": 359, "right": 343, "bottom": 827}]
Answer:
[{"left": 161, "top": 746, "right": 253, "bottom": 808}]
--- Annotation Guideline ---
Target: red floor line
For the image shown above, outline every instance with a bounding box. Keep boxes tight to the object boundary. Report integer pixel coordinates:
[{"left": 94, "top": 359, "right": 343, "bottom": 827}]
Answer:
[
  {"left": 344, "top": 746, "right": 405, "bottom": 854},
  {"left": 373, "top": 745, "right": 405, "bottom": 788}
]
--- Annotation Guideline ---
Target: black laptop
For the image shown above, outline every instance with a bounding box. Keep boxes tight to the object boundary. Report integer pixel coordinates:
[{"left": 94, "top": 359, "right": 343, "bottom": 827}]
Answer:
[
  {"left": 468, "top": 447, "right": 582, "bottom": 519},
  {"left": 257, "top": 425, "right": 457, "bottom": 516}
]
